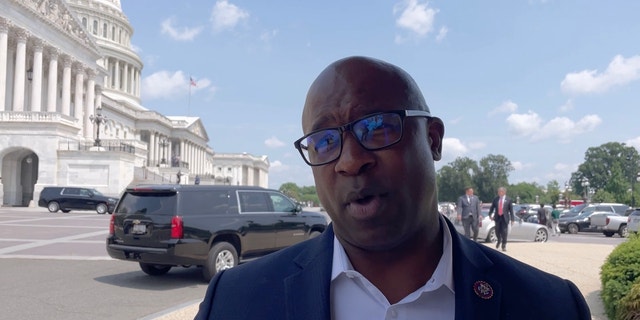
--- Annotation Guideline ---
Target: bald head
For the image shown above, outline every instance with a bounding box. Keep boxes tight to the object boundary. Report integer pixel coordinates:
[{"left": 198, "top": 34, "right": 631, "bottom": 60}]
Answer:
[{"left": 302, "top": 56, "right": 431, "bottom": 134}]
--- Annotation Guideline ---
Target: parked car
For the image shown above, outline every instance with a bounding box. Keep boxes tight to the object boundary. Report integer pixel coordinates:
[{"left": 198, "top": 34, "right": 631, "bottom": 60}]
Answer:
[
  {"left": 38, "top": 186, "right": 118, "bottom": 214},
  {"left": 106, "top": 184, "right": 328, "bottom": 281},
  {"left": 451, "top": 205, "right": 548, "bottom": 243},
  {"left": 589, "top": 212, "right": 629, "bottom": 237},
  {"left": 628, "top": 208, "right": 640, "bottom": 234},
  {"left": 558, "top": 210, "right": 617, "bottom": 234}
]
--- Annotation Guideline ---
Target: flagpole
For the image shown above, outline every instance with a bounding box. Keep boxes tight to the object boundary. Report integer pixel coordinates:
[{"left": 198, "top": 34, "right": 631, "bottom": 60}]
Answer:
[{"left": 188, "top": 75, "right": 192, "bottom": 116}]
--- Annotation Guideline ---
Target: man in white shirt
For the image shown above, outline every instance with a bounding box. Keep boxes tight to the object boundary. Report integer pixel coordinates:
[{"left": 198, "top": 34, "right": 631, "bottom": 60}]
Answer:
[{"left": 195, "top": 56, "right": 591, "bottom": 319}]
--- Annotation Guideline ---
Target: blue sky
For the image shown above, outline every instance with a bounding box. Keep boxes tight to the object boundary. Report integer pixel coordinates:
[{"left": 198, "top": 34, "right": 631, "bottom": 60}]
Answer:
[{"left": 120, "top": 0, "right": 640, "bottom": 190}]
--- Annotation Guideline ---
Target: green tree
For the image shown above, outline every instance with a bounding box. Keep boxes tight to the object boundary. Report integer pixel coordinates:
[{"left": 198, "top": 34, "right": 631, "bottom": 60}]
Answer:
[
  {"left": 475, "top": 154, "right": 513, "bottom": 202},
  {"left": 437, "top": 157, "right": 480, "bottom": 202}
]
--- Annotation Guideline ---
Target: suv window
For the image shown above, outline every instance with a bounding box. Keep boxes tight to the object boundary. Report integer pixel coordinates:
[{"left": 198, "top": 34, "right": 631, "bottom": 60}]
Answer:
[
  {"left": 62, "top": 188, "right": 80, "bottom": 195},
  {"left": 115, "top": 191, "right": 177, "bottom": 215},
  {"left": 180, "top": 190, "right": 233, "bottom": 215},
  {"left": 268, "top": 192, "right": 297, "bottom": 212},
  {"left": 239, "top": 191, "right": 270, "bottom": 212}
]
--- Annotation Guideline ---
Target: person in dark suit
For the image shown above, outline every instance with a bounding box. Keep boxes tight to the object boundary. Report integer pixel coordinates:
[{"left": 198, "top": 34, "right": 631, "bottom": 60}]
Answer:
[
  {"left": 456, "top": 187, "right": 482, "bottom": 241},
  {"left": 195, "top": 56, "right": 590, "bottom": 319},
  {"left": 488, "top": 187, "right": 515, "bottom": 251}
]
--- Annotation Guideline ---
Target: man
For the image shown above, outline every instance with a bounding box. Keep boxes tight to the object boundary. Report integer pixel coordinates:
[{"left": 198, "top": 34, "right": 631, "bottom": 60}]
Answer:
[
  {"left": 537, "top": 204, "right": 548, "bottom": 226},
  {"left": 195, "top": 56, "right": 590, "bottom": 319},
  {"left": 456, "top": 187, "right": 482, "bottom": 241},
  {"left": 488, "top": 187, "right": 515, "bottom": 252}
]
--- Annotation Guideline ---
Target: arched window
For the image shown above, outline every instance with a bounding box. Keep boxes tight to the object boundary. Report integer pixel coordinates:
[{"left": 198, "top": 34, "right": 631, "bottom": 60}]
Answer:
[
  {"left": 111, "top": 26, "right": 115, "bottom": 41},
  {"left": 103, "top": 23, "right": 107, "bottom": 38},
  {"left": 82, "top": 17, "right": 87, "bottom": 28},
  {"left": 93, "top": 20, "right": 98, "bottom": 35}
]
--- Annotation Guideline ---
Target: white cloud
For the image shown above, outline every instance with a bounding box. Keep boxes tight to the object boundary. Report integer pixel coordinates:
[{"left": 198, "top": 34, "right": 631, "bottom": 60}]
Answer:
[
  {"left": 393, "top": 0, "right": 438, "bottom": 42},
  {"left": 141, "top": 71, "right": 210, "bottom": 100},
  {"left": 506, "top": 111, "right": 602, "bottom": 143},
  {"left": 441, "top": 137, "right": 468, "bottom": 162},
  {"left": 559, "top": 99, "right": 574, "bottom": 113},
  {"left": 561, "top": 54, "right": 640, "bottom": 95},
  {"left": 436, "top": 26, "right": 448, "bottom": 42},
  {"left": 161, "top": 17, "right": 203, "bottom": 41},
  {"left": 265, "top": 136, "right": 285, "bottom": 148},
  {"left": 626, "top": 137, "right": 640, "bottom": 151},
  {"left": 489, "top": 100, "right": 518, "bottom": 116},
  {"left": 210, "top": 0, "right": 250, "bottom": 33}
]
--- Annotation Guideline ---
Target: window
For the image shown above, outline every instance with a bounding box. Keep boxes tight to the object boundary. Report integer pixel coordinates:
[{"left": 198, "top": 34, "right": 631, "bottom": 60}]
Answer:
[
  {"left": 82, "top": 17, "right": 87, "bottom": 28},
  {"left": 181, "top": 190, "right": 231, "bottom": 215},
  {"left": 62, "top": 188, "right": 80, "bottom": 195},
  {"left": 103, "top": 23, "right": 107, "bottom": 37},
  {"left": 269, "top": 192, "right": 296, "bottom": 213},
  {"left": 93, "top": 20, "right": 98, "bottom": 35},
  {"left": 111, "top": 26, "right": 115, "bottom": 41},
  {"left": 239, "top": 192, "right": 270, "bottom": 213}
]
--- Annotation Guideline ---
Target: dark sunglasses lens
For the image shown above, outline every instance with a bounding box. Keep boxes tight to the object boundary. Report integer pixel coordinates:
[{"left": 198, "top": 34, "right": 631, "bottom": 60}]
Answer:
[
  {"left": 304, "top": 129, "right": 342, "bottom": 164},
  {"left": 353, "top": 113, "right": 402, "bottom": 149}
]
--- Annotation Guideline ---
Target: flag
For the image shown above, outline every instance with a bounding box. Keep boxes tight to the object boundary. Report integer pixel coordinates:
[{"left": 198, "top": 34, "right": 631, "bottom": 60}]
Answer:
[{"left": 190, "top": 76, "right": 197, "bottom": 87}]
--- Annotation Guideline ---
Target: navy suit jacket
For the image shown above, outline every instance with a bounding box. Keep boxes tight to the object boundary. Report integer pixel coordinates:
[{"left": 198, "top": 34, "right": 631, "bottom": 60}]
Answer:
[{"left": 195, "top": 219, "right": 590, "bottom": 320}]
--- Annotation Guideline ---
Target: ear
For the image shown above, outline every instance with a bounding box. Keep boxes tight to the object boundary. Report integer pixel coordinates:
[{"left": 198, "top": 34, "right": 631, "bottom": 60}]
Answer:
[{"left": 427, "top": 117, "right": 444, "bottom": 161}]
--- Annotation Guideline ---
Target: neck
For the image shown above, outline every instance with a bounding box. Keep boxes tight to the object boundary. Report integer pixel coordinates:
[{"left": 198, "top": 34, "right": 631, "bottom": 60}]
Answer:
[{"left": 340, "top": 223, "right": 443, "bottom": 304}]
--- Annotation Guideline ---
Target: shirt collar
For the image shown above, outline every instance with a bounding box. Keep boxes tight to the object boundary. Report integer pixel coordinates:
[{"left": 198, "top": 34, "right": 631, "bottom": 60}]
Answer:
[{"left": 330, "top": 215, "right": 454, "bottom": 294}]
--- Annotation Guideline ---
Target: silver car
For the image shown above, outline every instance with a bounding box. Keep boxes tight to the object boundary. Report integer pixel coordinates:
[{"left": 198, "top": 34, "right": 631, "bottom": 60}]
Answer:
[
  {"left": 628, "top": 209, "right": 640, "bottom": 234},
  {"left": 453, "top": 207, "right": 549, "bottom": 243}
]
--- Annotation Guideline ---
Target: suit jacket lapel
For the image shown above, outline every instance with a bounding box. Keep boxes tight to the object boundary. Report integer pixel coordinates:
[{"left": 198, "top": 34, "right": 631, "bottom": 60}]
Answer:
[
  {"left": 284, "top": 224, "right": 334, "bottom": 320},
  {"left": 444, "top": 219, "right": 503, "bottom": 319}
]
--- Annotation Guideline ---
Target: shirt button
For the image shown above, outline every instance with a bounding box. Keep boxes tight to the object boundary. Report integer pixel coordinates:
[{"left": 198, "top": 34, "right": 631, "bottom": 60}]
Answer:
[{"left": 389, "top": 309, "right": 398, "bottom": 318}]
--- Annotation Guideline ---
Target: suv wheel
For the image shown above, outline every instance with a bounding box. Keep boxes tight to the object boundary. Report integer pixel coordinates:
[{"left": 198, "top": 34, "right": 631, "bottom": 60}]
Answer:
[
  {"left": 96, "top": 203, "right": 108, "bottom": 214},
  {"left": 203, "top": 242, "right": 238, "bottom": 281},
  {"left": 47, "top": 201, "right": 60, "bottom": 213},
  {"left": 139, "top": 263, "right": 172, "bottom": 276}
]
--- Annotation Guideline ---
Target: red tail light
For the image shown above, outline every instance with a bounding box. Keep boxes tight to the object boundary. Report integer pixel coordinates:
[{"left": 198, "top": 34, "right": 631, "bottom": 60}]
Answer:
[
  {"left": 109, "top": 214, "right": 115, "bottom": 235},
  {"left": 171, "top": 216, "right": 184, "bottom": 239},
  {"left": 606, "top": 217, "right": 610, "bottom": 225}
]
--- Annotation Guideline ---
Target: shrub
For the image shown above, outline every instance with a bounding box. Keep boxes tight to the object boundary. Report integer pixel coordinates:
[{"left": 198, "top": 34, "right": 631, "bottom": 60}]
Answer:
[
  {"left": 617, "top": 278, "right": 640, "bottom": 320},
  {"left": 601, "top": 234, "right": 640, "bottom": 319}
]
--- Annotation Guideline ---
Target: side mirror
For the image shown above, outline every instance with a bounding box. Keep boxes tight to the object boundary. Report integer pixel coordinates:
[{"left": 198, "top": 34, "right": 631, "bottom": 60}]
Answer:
[{"left": 295, "top": 203, "right": 303, "bottom": 213}]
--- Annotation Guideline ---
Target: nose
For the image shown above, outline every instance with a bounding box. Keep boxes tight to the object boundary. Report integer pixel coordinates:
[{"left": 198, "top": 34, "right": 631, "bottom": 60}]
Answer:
[{"left": 334, "top": 131, "right": 375, "bottom": 175}]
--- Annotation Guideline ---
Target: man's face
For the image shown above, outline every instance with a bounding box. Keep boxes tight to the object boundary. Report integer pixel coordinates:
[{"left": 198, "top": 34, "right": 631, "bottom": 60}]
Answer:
[
  {"left": 301, "top": 57, "right": 444, "bottom": 251},
  {"left": 466, "top": 189, "right": 474, "bottom": 196}
]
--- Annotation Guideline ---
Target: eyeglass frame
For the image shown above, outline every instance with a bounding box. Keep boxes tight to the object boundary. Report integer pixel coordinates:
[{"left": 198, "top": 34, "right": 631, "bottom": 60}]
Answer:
[{"left": 293, "top": 109, "right": 432, "bottom": 166}]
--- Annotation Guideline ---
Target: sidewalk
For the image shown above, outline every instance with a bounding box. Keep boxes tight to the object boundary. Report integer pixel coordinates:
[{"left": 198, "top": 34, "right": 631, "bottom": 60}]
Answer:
[{"left": 147, "top": 241, "right": 615, "bottom": 320}]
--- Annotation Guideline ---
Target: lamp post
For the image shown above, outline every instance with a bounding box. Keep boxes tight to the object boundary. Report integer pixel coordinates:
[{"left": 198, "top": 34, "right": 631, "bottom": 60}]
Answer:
[
  {"left": 159, "top": 138, "right": 169, "bottom": 164},
  {"left": 564, "top": 181, "right": 572, "bottom": 208},
  {"left": 89, "top": 107, "right": 107, "bottom": 146},
  {"left": 581, "top": 177, "right": 590, "bottom": 203}
]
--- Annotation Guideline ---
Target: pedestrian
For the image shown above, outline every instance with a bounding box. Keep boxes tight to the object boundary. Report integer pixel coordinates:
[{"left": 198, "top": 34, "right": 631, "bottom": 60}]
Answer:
[
  {"left": 551, "top": 204, "right": 562, "bottom": 236},
  {"left": 195, "top": 56, "right": 590, "bottom": 319},
  {"left": 537, "top": 204, "right": 548, "bottom": 226},
  {"left": 456, "top": 187, "right": 482, "bottom": 241},
  {"left": 488, "top": 186, "right": 515, "bottom": 252}
]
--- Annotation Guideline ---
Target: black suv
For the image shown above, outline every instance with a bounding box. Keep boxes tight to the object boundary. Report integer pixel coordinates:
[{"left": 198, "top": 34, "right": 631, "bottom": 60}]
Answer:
[
  {"left": 38, "top": 186, "right": 118, "bottom": 214},
  {"left": 106, "top": 184, "right": 328, "bottom": 281}
]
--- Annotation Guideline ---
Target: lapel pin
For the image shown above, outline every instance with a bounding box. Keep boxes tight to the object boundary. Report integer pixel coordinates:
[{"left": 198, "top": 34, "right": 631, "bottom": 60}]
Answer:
[{"left": 473, "top": 280, "right": 494, "bottom": 299}]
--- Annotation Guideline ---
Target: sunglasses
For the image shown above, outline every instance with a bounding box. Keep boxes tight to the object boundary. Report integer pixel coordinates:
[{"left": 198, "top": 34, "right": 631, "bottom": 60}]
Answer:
[{"left": 294, "top": 109, "right": 431, "bottom": 166}]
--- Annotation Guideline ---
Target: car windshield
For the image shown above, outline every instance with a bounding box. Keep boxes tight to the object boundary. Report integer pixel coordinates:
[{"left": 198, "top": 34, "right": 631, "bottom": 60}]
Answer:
[{"left": 91, "top": 189, "right": 104, "bottom": 196}]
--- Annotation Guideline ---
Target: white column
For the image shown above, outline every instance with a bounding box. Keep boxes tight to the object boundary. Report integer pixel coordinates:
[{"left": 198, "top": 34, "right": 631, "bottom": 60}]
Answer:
[
  {"left": 61, "top": 55, "right": 72, "bottom": 116},
  {"left": 0, "top": 18, "right": 10, "bottom": 111},
  {"left": 73, "top": 64, "right": 85, "bottom": 121},
  {"left": 11, "top": 29, "right": 29, "bottom": 112},
  {"left": 30, "top": 39, "right": 44, "bottom": 112},
  {"left": 122, "top": 63, "right": 128, "bottom": 94},
  {"left": 84, "top": 69, "right": 96, "bottom": 140},
  {"left": 149, "top": 131, "right": 156, "bottom": 166},
  {"left": 46, "top": 48, "right": 59, "bottom": 112},
  {"left": 180, "top": 140, "right": 185, "bottom": 167},
  {"left": 114, "top": 60, "right": 120, "bottom": 90}
]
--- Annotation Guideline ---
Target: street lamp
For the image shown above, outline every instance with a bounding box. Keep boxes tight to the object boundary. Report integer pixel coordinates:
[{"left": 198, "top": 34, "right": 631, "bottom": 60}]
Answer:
[
  {"left": 89, "top": 107, "right": 107, "bottom": 146},
  {"left": 564, "top": 181, "right": 572, "bottom": 208},
  {"left": 581, "top": 177, "right": 590, "bottom": 203},
  {"left": 159, "top": 138, "right": 169, "bottom": 164}
]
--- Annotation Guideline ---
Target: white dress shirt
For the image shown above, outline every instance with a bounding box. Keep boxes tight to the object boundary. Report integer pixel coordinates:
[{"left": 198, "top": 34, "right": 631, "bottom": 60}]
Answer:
[{"left": 330, "top": 216, "right": 455, "bottom": 320}]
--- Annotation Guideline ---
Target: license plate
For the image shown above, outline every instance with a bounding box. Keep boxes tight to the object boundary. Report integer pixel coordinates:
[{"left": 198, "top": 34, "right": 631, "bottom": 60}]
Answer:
[{"left": 132, "top": 224, "right": 146, "bottom": 234}]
